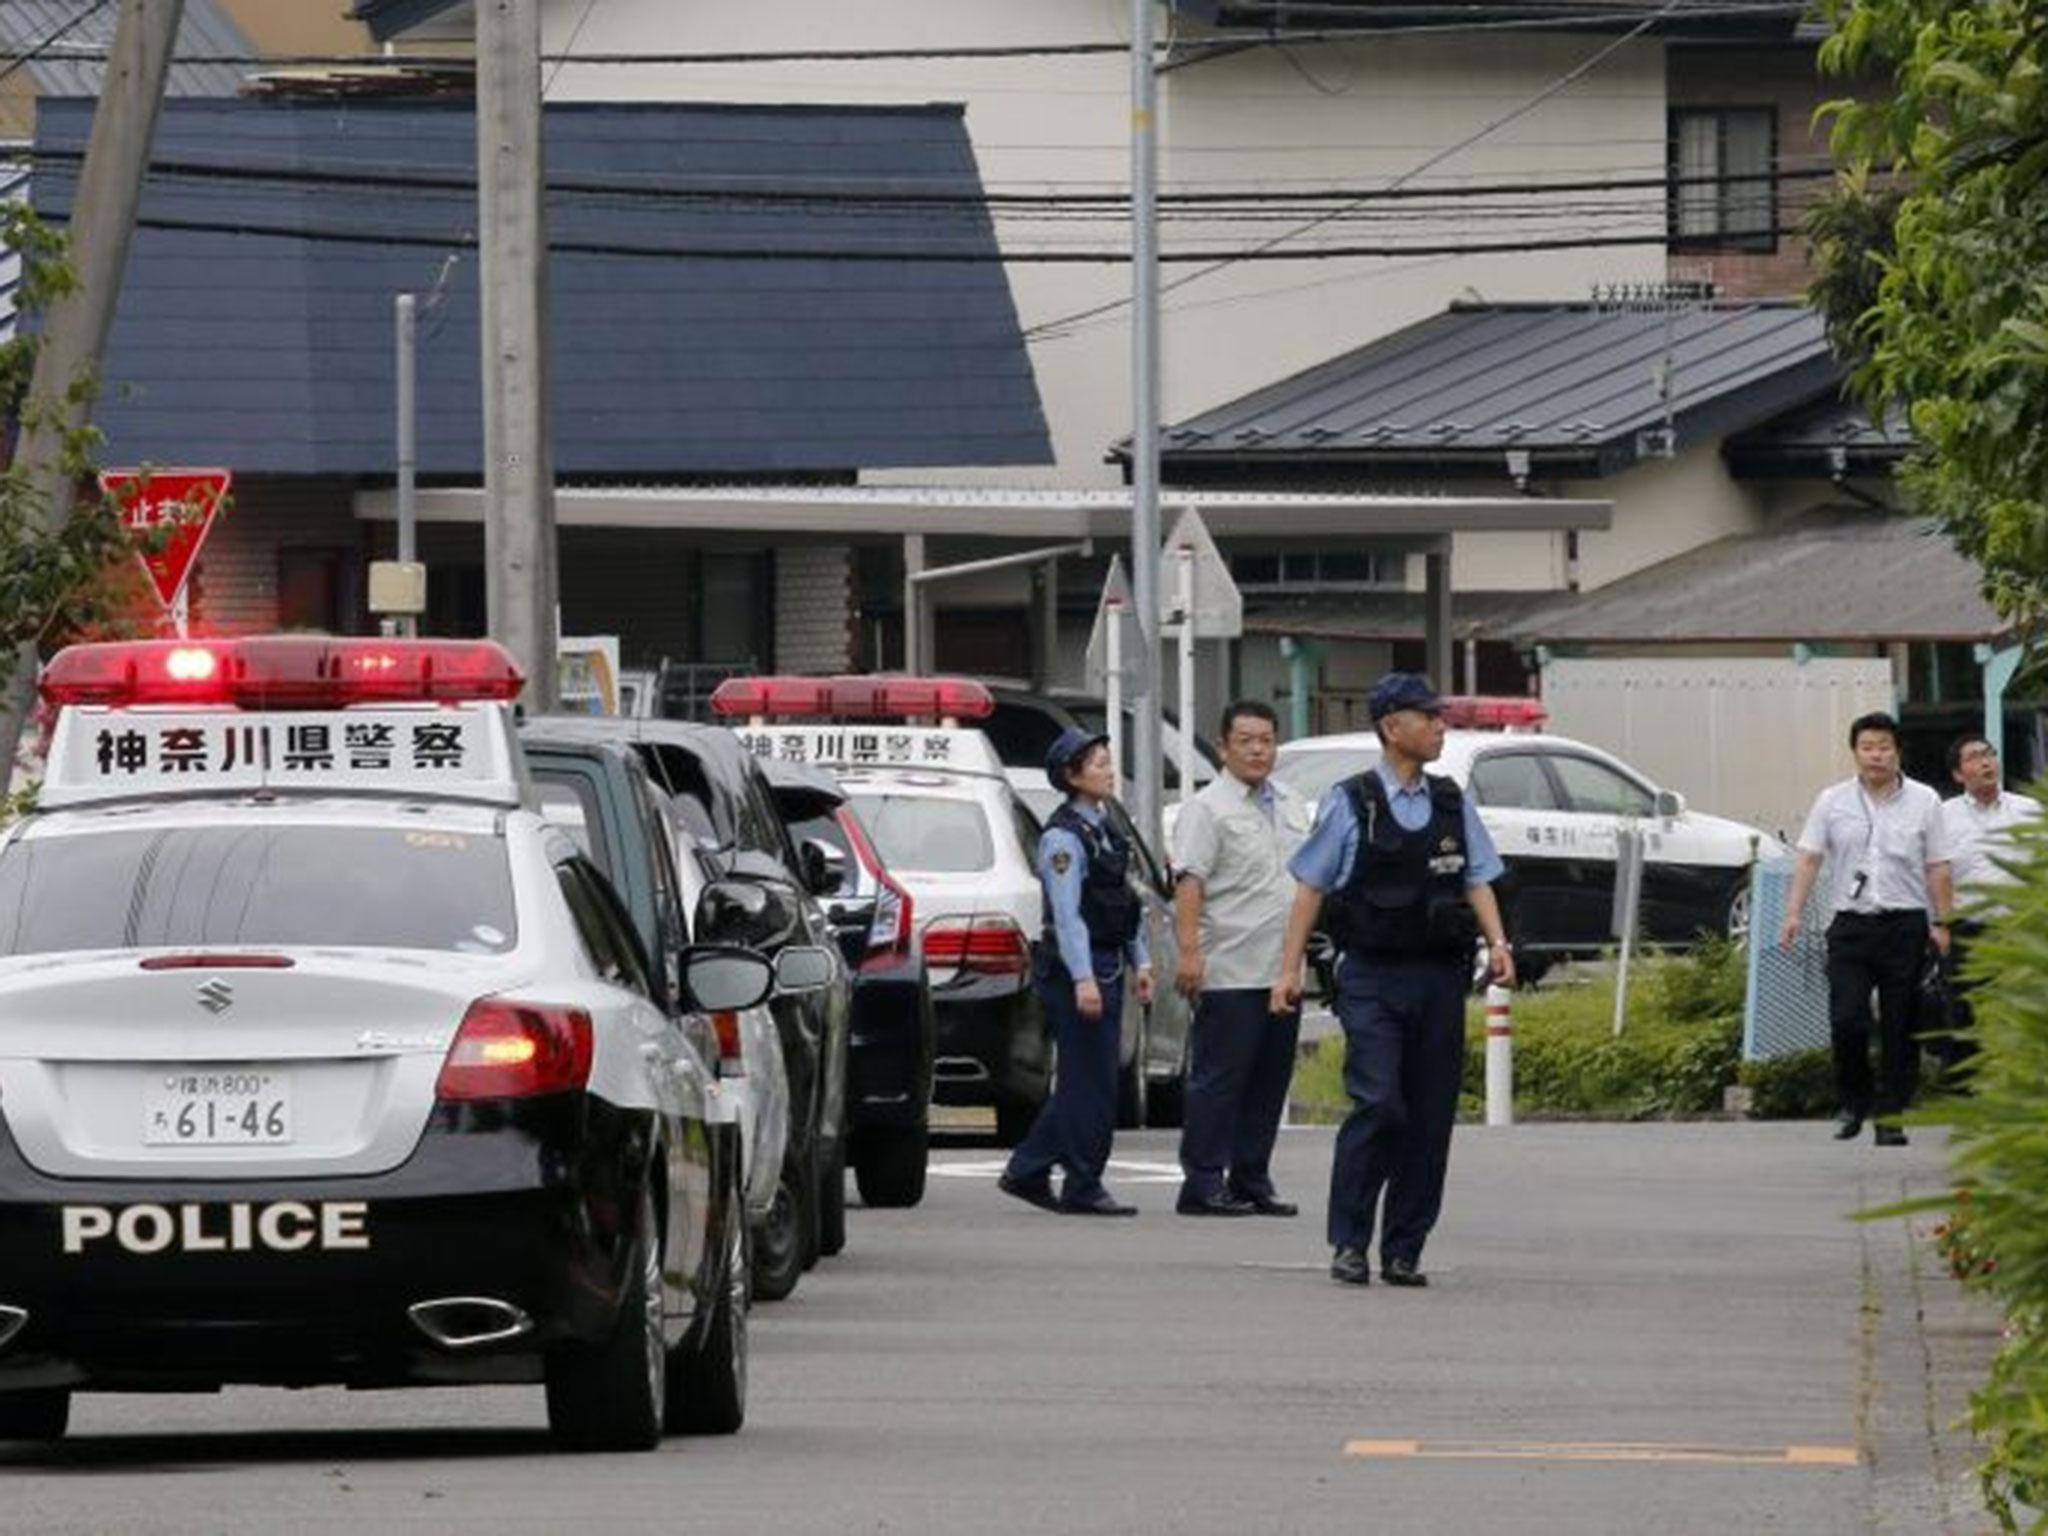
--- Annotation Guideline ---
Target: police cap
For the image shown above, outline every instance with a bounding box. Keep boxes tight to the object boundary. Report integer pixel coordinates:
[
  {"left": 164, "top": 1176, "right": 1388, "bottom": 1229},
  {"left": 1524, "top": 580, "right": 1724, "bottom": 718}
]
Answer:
[
  {"left": 1045, "top": 725, "right": 1112, "bottom": 790},
  {"left": 1368, "top": 672, "right": 1443, "bottom": 722}
]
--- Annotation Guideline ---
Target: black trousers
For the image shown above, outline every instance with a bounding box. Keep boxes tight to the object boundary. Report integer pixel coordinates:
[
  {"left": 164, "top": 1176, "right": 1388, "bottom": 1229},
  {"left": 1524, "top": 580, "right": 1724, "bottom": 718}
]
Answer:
[{"left": 1825, "top": 910, "right": 1927, "bottom": 1119}]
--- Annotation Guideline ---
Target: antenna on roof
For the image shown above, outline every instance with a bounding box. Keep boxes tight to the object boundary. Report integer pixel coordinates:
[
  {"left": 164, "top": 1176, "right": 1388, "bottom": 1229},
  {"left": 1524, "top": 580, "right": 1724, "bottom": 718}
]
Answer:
[{"left": 1590, "top": 275, "right": 1719, "bottom": 462}]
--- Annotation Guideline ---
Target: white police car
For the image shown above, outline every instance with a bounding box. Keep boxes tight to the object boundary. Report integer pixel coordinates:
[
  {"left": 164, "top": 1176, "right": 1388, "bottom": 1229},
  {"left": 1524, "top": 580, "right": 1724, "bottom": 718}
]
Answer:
[
  {"left": 0, "top": 637, "right": 781, "bottom": 1450},
  {"left": 1274, "top": 700, "right": 1783, "bottom": 981}
]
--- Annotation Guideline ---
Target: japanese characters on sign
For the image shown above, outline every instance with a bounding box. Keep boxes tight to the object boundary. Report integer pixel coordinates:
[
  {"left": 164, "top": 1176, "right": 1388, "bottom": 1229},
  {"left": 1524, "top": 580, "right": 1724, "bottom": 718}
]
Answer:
[{"left": 735, "top": 726, "right": 992, "bottom": 774}]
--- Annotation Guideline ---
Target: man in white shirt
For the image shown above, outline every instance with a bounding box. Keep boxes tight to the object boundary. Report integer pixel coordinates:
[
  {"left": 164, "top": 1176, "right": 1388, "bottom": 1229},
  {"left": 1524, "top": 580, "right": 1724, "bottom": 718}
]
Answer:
[
  {"left": 1171, "top": 701, "right": 1311, "bottom": 1217},
  {"left": 1781, "top": 711, "right": 1954, "bottom": 1146},
  {"left": 1934, "top": 734, "right": 2041, "bottom": 1069}
]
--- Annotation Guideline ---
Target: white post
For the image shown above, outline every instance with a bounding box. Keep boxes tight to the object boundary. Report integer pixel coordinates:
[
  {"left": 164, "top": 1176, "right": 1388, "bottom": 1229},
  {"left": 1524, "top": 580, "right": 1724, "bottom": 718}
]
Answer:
[
  {"left": 1611, "top": 822, "right": 1645, "bottom": 1038},
  {"left": 1484, "top": 983, "right": 1514, "bottom": 1126},
  {"left": 1106, "top": 596, "right": 1125, "bottom": 789},
  {"left": 1176, "top": 546, "right": 1195, "bottom": 820}
]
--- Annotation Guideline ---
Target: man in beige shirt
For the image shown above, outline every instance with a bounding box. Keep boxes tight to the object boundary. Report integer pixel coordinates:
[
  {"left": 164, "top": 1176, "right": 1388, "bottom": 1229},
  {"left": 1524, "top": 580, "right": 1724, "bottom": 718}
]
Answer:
[{"left": 1171, "top": 700, "right": 1311, "bottom": 1216}]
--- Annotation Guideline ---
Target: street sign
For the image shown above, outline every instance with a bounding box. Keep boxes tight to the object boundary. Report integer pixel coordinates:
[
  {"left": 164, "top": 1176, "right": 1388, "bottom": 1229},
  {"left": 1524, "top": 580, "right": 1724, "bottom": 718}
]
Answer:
[
  {"left": 99, "top": 468, "right": 232, "bottom": 609},
  {"left": 1084, "top": 554, "right": 1147, "bottom": 693},
  {"left": 1160, "top": 506, "right": 1242, "bottom": 639}
]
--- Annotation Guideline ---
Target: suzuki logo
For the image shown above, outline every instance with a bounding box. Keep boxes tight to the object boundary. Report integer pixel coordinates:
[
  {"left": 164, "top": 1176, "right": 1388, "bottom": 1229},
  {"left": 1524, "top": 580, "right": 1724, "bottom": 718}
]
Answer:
[{"left": 195, "top": 979, "right": 234, "bottom": 1015}]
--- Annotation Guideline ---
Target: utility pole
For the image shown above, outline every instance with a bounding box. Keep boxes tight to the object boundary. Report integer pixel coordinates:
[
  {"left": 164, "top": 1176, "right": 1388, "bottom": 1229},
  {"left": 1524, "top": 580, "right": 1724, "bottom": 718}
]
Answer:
[
  {"left": 1128, "top": 0, "right": 1163, "bottom": 845},
  {"left": 394, "top": 291, "right": 418, "bottom": 638},
  {"left": 476, "top": 0, "right": 560, "bottom": 710},
  {"left": 0, "top": 0, "right": 184, "bottom": 786}
]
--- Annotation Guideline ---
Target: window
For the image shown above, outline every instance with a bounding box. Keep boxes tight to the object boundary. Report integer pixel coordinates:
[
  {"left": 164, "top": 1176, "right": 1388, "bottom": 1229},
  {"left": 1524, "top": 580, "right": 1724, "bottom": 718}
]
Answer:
[
  {"left": 1271, "top": 747, "right": 1379, "bottom": 805},
  {"left": 0, "top": 825, "right": 516, "bottom": 957},
  {"left": 1468, "top": 753, "right": 1560, "bottom": 812},
  {"left": 1669, "top": 107, "right": 1775, "bottom": 251},
  {"left": 1228, "top": 550, "right": 1398, "bottom": 591},
  {"left": 1545, "top": 754, "right": 1656, "bottom": 818},
  {"left": 557, "top": 858, "right": 654, "bottom": 998},
  {"left": 849, "top": 795, "right": 995, "bottom": 874},
  {"left": 536, "top": 778, "right": 604, "bottom": 871}
]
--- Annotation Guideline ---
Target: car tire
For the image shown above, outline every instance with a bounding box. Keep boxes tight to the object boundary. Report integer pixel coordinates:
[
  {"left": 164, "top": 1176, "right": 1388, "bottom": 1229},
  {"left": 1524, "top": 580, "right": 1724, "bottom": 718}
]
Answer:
[
  {"left": 852, "top": 1125, "right": 929, "bottom": 1208},
  {"left": 668, "top": 1171, "right": 748, "bottom": 1436},
  {"left": 1115, "top": 1006, "right": 1149, "bottom": 1130},
  {"left": 1722, "top": 878, "right": 1753, "bottom": 944},
  {"left": 545, "top": 1185, "right": 666, "bottom": 1454},
  {"left": 994, "top": 1094, "right": 1038, "bottom": 1147},
  {"left": 816, "top": 1134, "right": 847, "bottom": 1259},
  {"left": 1146, "top": 1055, "right": 1186, "bottom": 1130},
  {"left": 0, "top": 1390, "right": 68, "bottom": 1441},
  {"left": 750, "top": 1158, "right": 810, "bottom": 1303}
]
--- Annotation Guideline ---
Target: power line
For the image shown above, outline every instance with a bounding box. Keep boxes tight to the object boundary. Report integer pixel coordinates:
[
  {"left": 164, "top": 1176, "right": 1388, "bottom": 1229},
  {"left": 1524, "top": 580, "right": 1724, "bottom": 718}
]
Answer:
[{"left": 0, "top": 0, "right": 110, "bottom": 87}]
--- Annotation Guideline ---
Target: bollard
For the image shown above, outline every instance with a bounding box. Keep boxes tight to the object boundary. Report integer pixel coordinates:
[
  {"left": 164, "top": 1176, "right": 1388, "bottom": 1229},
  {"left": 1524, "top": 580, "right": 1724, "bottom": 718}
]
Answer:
[{"left": 1484, "top": 983, "right": 1514, "bottom": 1126}]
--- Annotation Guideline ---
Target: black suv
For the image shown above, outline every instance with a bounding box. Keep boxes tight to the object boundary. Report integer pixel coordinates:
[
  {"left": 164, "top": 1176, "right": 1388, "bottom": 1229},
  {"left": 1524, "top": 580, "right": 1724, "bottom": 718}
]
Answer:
[{"left": 522, "top": 718, "right": 854, "bottom": 1282}]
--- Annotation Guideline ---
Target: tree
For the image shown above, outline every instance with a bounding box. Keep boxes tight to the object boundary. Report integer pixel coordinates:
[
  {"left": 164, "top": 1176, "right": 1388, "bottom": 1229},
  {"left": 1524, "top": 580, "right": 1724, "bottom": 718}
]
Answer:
[{"left": 1810, "top": 0, "right": 2048, "bottom": 631}]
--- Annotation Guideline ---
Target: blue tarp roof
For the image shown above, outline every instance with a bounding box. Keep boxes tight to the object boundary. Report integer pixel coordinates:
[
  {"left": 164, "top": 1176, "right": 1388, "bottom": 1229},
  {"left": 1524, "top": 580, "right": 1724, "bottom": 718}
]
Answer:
[{"left": 32, "top": 97, "right": 1050, "bottom": 478}]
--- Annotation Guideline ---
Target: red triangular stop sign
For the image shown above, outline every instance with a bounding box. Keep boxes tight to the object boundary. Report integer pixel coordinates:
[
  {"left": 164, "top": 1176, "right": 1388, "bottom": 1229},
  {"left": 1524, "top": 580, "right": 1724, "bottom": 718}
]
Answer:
[{"left": 99, "top": 468, "right": 232, "bottom": 609}]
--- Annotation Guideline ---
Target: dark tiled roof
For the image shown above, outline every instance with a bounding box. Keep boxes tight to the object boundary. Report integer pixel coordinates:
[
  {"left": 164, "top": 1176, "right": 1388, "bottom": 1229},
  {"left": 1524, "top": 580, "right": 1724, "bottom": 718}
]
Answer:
[
  {"left": 1723, "top": 391, "right": 1913, "bottom": 479},
  {"left": 32, "top": 98, "right": 1050, "bottom": 478},
  {"left": 0, "top": 0, "right": 251, "bottom": 97},
  {"left": 1503, "top": 507, "right": 2003, "bottom": 644},
  {"left": 1147, "top": 301, "right": 1839, "bottom": 479},
  {"left": 1241, "top": 590, "right": 1548, "bottom": 642}
]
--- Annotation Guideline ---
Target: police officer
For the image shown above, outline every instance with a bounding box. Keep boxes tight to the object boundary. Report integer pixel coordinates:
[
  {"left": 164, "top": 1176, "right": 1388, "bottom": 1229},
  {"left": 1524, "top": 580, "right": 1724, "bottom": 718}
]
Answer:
[
  {"left": 1273, "top": 674, "right": 1512, "bottom": 1287},
  {"left": 1000, "top": 727, "right": 1154, "bottom": 1216}
]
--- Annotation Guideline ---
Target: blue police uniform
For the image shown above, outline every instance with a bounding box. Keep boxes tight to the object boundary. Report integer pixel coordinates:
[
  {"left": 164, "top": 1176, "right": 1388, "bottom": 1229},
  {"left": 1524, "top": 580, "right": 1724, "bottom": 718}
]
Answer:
[
  {"left": 1290, "top": 679, "right": 1503, "bottom": 1277},
  {"left": 1002, "top": 731, "right": 1149, "bottom": 1215}
]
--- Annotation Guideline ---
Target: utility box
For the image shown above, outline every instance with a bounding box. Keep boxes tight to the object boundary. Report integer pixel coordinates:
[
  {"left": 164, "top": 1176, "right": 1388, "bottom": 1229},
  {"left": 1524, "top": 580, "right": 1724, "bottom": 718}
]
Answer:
[{"left": 368, "top": 560, "right": 427, "bottom": 617}]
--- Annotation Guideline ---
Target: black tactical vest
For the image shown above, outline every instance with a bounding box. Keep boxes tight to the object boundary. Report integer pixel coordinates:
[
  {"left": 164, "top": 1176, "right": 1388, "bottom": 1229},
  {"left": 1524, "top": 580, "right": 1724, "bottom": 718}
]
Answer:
[
  {"left": 1322, "top": 770, "right": 1472, "bottom": 959},
  {"left": 1042, "top": 801, "right": 1141, "bottom": 952}
]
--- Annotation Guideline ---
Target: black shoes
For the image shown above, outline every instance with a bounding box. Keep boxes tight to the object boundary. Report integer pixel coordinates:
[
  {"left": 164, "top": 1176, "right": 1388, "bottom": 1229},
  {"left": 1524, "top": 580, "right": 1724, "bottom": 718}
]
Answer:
[
  {"left": 1832, "top": 1113, "right": 1863, "bottom": 1141},
  {"left": 1176, "top": 1190, "right": 1257, "bottom": 1217},
  {"left": 1330, "top": 1246, "right": 1371, "bottom": 1286},
  {"left": 1239, "top": 1193, "right": 1299, "bottom": 1218},
  {"left": 1875, "top": 1125, "right": 1910, "bottom": 1148},
  {"left": 1060, "top": 1190, "right": 1138, "bottom": 1217},
  {"left": 1381, "top": 1257, "right": 1429, "bottom": 1288},
  {"left": 997, "top": 1171, "right": 1060, "bottom": 1213}
]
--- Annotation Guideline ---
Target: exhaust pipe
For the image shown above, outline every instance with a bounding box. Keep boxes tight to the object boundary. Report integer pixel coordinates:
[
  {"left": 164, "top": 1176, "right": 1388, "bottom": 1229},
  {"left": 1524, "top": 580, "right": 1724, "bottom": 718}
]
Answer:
[
  {"left": 407, "top": 1296, "right": 533, "bottom": 1351},
  {"left": 0, "top": 1306, "right": 25, "bottom": 1352}
]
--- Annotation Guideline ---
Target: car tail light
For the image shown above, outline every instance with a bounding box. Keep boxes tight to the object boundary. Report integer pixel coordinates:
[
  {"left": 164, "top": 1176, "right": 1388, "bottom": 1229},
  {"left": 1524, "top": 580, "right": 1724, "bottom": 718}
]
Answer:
[
  {"left": 139, "top": 953, "right": 295, "bottom": 970},
  {"left": 709, "top": 1010, "right": 744, "bottom": 1074},
  {"left": 435, "top": 998, "right": 594, "bottom": 1101},
  {"left": 1437, "top": 695, "right": 1548, "bottom": 731},
  {"left": 709, "top": 674, "right": 994, "bottom": 722},
  {"left": 833, "top": 806, "right": 913, "bottom": 958},
  {"left": 39, "top": 637, "right": 525, "bottom": 709},
  {"left": 923, "top": 914, "right": 1032, "bottom": 977}
]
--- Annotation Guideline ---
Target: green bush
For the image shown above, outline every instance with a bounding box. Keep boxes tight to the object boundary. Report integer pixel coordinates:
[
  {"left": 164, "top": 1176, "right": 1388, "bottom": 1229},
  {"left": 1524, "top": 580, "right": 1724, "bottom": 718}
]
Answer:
[
  {"left": 1738, "top": 1049, "right": 1836, "bottom": 1119},
  {"left": 1882, "top": 794, "right": 2048, "bottom": 1529}
]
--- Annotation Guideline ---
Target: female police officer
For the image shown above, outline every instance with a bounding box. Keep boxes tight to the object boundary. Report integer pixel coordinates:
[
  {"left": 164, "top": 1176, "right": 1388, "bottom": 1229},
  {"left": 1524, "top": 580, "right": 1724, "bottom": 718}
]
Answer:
[
  {"left": 1273, "top": 674, "right": 1513, "bottom": 1286},
  {"left": 1000, "top": 728, "right": 1155, "bottom": 1216}
]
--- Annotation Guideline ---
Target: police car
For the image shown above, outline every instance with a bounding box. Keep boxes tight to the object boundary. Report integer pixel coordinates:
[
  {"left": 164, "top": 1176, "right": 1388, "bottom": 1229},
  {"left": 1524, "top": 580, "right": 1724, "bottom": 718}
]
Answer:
[
  {"left": 1273, "top": 700, "right": 1783, "bottom": 982},
  {"left": 711, "top": 677, "right": 1189, "bottom": 1143},
  {"left": 0, "top": 637, "right": 788, "bottom": 1450}
]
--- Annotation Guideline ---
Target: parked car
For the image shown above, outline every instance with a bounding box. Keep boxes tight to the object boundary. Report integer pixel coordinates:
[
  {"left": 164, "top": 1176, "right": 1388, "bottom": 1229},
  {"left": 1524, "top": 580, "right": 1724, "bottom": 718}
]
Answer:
[
  {"left": 765, "top": 758, "right": 935, "bottom": 1208},
  {"left": 711, "top": 675, "right": 1189, "bottom": 1141},
  {"left": 0, "top": 635, "right": 762, "bottom": 1449},
  {"left": 1272, "top": 706, "right": 1784, "bottom": 985},
  {"left": 520, "top": 717, "right": 853, "bottom": 1275}
]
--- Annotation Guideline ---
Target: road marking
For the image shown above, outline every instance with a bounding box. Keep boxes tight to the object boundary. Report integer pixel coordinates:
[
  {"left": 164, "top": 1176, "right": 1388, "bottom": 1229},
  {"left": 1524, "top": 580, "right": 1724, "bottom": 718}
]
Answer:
[
  {"left": 1343, "top": 1440, "right": 1859, "bottom": 1467},
  {"left": 931, "top": 1157, "right": 1184, "bottom": 1185}
]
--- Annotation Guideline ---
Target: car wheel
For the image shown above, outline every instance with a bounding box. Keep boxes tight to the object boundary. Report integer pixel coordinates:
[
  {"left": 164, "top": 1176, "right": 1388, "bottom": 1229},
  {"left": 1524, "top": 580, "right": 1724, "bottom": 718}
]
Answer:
[
  {"left": 667, "top": 1169, "right": 748, "bottom": 1436},
  {"left": 0, "top": 1390, "right": 68, "bottom": 1441},
  {"left": 852, "top": 1125, "right": 929, "bottom": 1208},
  {"left": 1722, "top": 878, "right": 1753, "bottom": 944},
  {"left": 1146, "top": 1035, "right": 1187, "bottom": 1129},
  {"left": 993, "top": 1094, "right": 1038, "bottom": 1147},
  {"left": 1114, "top": 1006, "right": 1148, "bottom": 1130},
  {"left": 816, "top": 1134, "right": 847, "bottom": 1259},
  {"left": 749, "top": 1158, "right": 810, "bottom": 1303},
  {"left": 545, "top": 1184, "right": 665, "bottom": 1453}
]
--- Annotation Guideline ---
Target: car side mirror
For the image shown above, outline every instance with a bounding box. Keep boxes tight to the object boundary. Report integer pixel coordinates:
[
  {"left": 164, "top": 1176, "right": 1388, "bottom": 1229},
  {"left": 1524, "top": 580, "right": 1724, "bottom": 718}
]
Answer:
[
  {"left": 800, "top": 836, "right": 847, "bottom": 897},
  {"left": 1654, "top": 788, "right": 1686, "bottom": 820},
  {"left": 696, "top": 878, "right": 802, "bottom": 950},
  {"left": 774, "top": 945, "right": 836, "bottom": 995},
  {"left": 677, "top": 945, "right": 774, "bottom": 1013}
]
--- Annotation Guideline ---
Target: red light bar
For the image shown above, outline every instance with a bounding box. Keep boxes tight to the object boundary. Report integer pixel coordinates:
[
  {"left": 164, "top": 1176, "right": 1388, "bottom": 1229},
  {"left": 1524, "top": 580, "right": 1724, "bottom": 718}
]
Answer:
[
  {"left": 39, "top": 637, "right": 525, "bottom": 710},
  {"left": 1438, "top": 695, "right": 1549, "bottom": 731},
  {"left": 709, "top": 674, "right": 995, "bottom": 722}
]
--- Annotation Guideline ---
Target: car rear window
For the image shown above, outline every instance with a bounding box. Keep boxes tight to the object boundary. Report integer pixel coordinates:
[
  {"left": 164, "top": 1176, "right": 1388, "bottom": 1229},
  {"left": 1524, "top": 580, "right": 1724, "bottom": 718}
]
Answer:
[
  {"left": 1272, "top": 747, "right": 1378, "bottom": 804},
  {"left": 0, "top": 825, "right": 518, "bottom": 957},
  {"left": 847, "top": 795, "right": 994, "bottom": 875}
]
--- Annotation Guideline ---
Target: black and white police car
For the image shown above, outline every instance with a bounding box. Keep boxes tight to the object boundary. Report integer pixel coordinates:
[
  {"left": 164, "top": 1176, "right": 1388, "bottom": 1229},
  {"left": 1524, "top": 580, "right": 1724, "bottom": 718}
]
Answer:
[
  {"left": 0, "top": 636, "right": 796, "bottom": 1450},
  {"left": 1273, "top": 699, "right": 1785, "bottom": 983}
]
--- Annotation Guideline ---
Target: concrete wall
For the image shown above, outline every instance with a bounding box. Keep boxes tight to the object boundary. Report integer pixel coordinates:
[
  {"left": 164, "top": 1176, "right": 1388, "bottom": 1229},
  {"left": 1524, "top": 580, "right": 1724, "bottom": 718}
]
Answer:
[
  {"left": 213, "top": 0, "right": 372, "bottom": 52},
  {"left": 775, "top": 545, "right": 856, "bottom": 672},
  {"left": 540, "top": 0, "right": 1668, "bottom": 487}
]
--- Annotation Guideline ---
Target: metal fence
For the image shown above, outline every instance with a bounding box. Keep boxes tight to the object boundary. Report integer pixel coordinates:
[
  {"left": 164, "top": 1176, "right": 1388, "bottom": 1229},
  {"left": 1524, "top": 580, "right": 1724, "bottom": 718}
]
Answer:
[{"left": 1743, "top": 855, "right": 1831, "bottom": 1060}]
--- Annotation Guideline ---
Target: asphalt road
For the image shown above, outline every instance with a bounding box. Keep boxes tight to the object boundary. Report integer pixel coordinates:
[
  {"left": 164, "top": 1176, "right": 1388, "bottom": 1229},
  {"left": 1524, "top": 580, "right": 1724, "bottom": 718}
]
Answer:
[{"left": 0, "top": 1123, "right": 1983, "bottom": 1535}]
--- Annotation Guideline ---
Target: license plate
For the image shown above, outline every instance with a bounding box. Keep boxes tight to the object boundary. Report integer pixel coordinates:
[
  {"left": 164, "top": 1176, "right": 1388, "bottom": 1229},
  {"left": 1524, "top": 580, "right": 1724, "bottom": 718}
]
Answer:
[{"left": 144, "top": 1068, "right": 293, "bottom": 1146}]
